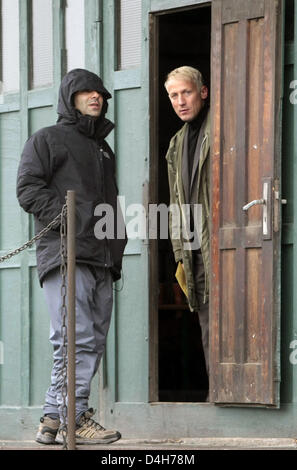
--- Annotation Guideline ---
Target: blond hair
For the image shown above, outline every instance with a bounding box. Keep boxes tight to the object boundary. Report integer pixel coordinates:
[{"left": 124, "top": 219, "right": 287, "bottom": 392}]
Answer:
[{"left": 164, "top": 66, "right": 204, "bottom": 92}]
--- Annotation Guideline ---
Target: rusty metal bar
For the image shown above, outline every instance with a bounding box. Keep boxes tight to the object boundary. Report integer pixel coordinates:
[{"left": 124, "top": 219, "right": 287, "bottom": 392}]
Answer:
[{"left": 67, "top": 190, "right": 76, "bottom": 450}]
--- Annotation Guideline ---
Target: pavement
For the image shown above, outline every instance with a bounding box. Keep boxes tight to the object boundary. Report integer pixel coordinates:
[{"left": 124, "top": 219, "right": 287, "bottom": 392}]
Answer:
[{"left": 1, "top": 437, "right": 297, "bottom": 451}]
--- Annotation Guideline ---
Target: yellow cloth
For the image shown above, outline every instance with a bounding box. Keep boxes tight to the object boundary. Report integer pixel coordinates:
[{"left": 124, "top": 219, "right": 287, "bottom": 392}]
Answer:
[{"left": 175, "top": 262, "right": 188, "bottom": 298}]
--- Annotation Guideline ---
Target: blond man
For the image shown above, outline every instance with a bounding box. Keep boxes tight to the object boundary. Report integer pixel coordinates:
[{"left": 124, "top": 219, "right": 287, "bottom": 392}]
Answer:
[{"left": 165, "top": 66, "right": 210, "bottom": 389}]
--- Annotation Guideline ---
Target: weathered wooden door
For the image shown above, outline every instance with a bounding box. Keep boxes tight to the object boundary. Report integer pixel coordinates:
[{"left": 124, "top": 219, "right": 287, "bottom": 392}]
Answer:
[{"left": 210, "top": 0, "right": 283, "bottom": 406}]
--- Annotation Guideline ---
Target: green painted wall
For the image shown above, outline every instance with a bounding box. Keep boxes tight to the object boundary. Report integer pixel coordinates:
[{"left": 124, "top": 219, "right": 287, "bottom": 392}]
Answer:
[{"left": 0, "top": 0, "right": 297, "bottom": 441}]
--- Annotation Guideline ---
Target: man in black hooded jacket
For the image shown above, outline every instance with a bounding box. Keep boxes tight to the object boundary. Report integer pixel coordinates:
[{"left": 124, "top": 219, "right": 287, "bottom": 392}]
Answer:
[{"left": 17, "top": 69, "right": 127, "bottom": 445}]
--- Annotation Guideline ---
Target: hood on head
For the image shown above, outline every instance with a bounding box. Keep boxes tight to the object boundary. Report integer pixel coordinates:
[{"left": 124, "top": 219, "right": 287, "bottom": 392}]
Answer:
[{"left": 57, "top": 68, "right": 112, "bottom": 121}]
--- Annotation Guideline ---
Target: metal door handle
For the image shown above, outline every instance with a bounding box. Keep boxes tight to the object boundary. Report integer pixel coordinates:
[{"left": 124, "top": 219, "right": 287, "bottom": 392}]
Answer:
[
  {"left": 242, "top": 199, "right": 265, "bottom": 211},
  {"left": 242, "top": 178, "right": 272, "bottom": 239}
]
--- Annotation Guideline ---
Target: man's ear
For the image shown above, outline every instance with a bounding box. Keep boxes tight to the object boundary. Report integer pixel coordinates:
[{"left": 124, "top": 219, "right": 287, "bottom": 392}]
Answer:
[{"left": 200, "top": 85, "right": 208, "bottom": 100}]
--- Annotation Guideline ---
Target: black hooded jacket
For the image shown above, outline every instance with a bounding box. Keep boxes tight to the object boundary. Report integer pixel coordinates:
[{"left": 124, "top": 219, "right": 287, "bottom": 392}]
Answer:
[{"left": 17, "top": 68, "right": 127, "bottom": 285}]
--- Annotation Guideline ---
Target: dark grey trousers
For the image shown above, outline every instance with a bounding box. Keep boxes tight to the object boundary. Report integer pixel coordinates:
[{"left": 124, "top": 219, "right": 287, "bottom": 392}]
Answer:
[
  {"left": 42, "top": 264, "right": 113, "bottom": 422},
  {"left": 192, "top": 250, "right": 209, "bottom": 375}
]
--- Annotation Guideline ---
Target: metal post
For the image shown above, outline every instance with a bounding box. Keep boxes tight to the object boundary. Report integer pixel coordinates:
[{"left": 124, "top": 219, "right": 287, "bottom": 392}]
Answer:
[{"left": 67, "top": 190, "right": 76, "bottom": 450}]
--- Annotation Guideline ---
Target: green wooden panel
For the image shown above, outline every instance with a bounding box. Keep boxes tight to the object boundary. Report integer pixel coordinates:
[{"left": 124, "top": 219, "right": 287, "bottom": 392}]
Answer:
[
  {"left": 100, "top": 0, "right": 150, "bottom": 410},
  {"left": 29, "top": 106, "right": 56, "bottom": 136},
  {"left": 282, "top": 62, "right": 294, "bottom": 227},
  {"left": 114, "top": 70, "right": 141, "bottom": 90},
  {"left": 0, "top": 268, "right": 22, "bottom": 405},
  {"left": 114, "top": 88, "right": 146, "bottom": 256},
  {"left": 29, "top": 267, "right": 52, "bottom": 406},
  {"left": 115, "top": 88, "right": 145, "bottom": 200},
  {"left": 102, "top": 401, "right": 297, "bottom": 439},
  {"left": 28, "top": 88, "right": 54, "bottom": 110},
  {"left": 0, "top": 113, "right": 21, "bottom": 250},
  {"left": 281, "top": 244, "right": 294, "bottom": 404},
  {"left": 84, "top": 0, "right": 103, "bottom": 75},
  {"left": 115, "top": 255, "right": 149, "bottom": 402},
  {"left": 281, "top": 54, "right": 295, "bottom": 405}
]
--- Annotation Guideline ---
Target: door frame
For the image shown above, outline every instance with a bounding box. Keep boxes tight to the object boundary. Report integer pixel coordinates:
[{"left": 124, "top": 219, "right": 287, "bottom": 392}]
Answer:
[{"left": 148, "top": 1, "right": 212, "bottom": 403}]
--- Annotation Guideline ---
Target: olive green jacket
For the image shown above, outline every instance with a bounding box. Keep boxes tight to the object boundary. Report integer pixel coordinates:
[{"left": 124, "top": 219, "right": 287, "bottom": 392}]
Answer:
[{"left": 165, "top": 110, "right": 210, "bottom": 312}]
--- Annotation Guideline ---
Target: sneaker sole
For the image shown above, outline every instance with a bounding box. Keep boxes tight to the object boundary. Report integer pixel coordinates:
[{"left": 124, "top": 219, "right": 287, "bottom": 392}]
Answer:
[
  {"left": 55, "top": 432, "right": 121, "bottom": 445},
  {"left": 36, "top": 432, "right": 58, "bottom": 445}
]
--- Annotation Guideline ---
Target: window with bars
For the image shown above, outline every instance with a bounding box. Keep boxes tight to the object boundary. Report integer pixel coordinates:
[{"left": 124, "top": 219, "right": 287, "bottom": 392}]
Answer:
[
  {"left": 0, "top": 0, "right": 20, "bottom": 94},
  {"left": 117, "top": 0, "right": 142, "bottom": 70}
]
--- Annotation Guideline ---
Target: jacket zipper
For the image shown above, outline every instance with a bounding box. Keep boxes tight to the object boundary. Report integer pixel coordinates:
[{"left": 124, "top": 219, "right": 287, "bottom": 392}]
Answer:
[{"left": 97, "top": 144, "right": 110, "bottom": 268}]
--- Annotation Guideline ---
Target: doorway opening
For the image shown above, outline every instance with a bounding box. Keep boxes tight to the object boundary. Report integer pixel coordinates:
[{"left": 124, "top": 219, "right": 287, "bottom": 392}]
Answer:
[{"left": 149, "top": 4, "right": 211, "bottom": 403}]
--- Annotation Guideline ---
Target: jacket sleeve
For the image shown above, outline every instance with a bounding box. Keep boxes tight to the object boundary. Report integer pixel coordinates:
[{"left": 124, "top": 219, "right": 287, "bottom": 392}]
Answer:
[
  {"left": 165, "top": 139, "right": 183, "bottom": 263},
  {"left": 16, "top": 132, "right": 63, "bottom": 226}
]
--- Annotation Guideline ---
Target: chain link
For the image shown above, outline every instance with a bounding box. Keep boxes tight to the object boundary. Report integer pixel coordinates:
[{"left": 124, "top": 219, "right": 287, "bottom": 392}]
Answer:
[
  {"left": 0, "top": 205, "right": 67, "bottom": 263},
  {"left": 0, "top": 204, "right": 70, "bottom": 448}
]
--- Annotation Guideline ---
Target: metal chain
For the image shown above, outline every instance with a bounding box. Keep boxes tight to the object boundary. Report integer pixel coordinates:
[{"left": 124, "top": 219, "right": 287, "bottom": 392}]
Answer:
[
  {"left": 0, "top": 204, "right": 70, "bottom": 448},
  {"left": 59, "top": 203, "right": 68, "bottom": 450},
  {"left": 0, "top": 205, "right": 67, "bottom": 263},
  {"left": 0, "top": 205, "right": 69, "bottom": 448}
]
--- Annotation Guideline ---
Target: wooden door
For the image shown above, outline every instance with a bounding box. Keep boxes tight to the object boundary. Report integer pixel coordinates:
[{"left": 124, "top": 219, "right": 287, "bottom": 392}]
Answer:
[{"left": 210, "top": 0, "right": 283, "bottom": 406}]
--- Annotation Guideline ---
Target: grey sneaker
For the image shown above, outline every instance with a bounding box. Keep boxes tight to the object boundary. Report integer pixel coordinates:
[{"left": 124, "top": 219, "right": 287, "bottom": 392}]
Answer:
[
  {"left": 55, "top": 408, "right": 121, "bottom": 445},
  {"left": 36, "top": 415, "right": 60, "bottom": 444}
]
